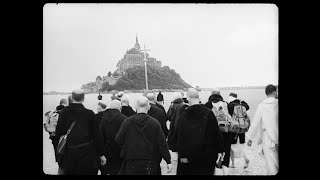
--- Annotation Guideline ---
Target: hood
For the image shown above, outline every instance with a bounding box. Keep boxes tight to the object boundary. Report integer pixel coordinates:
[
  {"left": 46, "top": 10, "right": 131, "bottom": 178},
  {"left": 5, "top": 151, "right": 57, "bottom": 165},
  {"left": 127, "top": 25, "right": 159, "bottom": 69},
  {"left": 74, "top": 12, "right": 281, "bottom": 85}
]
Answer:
[
  {"left": 148, "top": 104, "right": 159, "bottom": 115},
  {"left": 172, "top": 98, "right": 184, "bottom": 104},
  {"left": 184, "top": 104, "right": 206, "bottom": 122},
  {"left": 56, "top": 105, "right": 65, "bottom": 111},
  {"left": 103, "top": 109, "right": 122, "bottom": 123},
  {"left": 208, "top": 94, "right": 223, "bottom": 103},
  {"left": 132, "top": 113, "right": 152, "bottom": 132},
  {"left": 261, "top": 97, "right": 278, "bottom": 111}
]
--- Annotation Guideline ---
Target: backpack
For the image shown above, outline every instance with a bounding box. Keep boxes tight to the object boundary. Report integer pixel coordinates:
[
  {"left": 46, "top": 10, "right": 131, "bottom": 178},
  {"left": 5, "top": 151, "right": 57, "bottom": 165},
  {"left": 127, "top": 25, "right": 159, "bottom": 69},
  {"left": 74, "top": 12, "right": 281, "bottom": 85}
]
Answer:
[
  {"left": 229, "top": 101, "right": 250, "bottom": 133},
  {"left": 44, "top": 110, "right": 60, "bottom": 133},
  {"left": 211, "top": 101, "right": 230, "bottom": 133}
]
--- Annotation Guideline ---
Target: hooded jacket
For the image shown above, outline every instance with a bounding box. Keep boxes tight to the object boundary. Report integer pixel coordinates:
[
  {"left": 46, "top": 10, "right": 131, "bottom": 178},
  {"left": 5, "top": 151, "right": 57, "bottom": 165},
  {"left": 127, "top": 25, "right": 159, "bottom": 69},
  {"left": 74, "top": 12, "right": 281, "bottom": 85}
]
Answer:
[
  {"left": 247, "top": 97, "right": 278, "bottom": 147},
  {"left": 100, "top": 109, "right": 127, "bottom": 160},
  {"left": 115, "top": 113, "right": 171, "bottom": 165},
  {"left": 167, "top": 98, "right": 188, "bottom": 151},
  {"left": 148, "top": 104, "right": 168, "bottom": 138},
  {"left": 176, "top": 104, "right": 224, "bottom": 164},
  {"left": 204, "top": 94, "right": 225, "bottom": 109},
  {"left": 121, "top": 105, "right": 136, "bottom": 117}
]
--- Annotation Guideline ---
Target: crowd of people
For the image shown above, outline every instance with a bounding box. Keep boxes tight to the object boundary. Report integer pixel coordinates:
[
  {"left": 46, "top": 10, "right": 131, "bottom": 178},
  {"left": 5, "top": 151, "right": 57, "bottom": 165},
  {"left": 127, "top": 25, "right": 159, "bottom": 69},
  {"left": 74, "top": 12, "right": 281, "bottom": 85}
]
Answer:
[{"left": 44, "top": 84, "right": 278, "bottom": 175}]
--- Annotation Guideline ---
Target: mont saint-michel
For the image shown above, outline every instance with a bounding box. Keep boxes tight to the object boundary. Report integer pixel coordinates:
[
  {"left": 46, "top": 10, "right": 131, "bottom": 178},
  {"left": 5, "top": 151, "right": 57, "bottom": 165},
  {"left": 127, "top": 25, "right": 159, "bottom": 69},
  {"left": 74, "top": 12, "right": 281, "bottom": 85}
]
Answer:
[{"left": 81, "top": 35, "right": 192, "bottom": 93}]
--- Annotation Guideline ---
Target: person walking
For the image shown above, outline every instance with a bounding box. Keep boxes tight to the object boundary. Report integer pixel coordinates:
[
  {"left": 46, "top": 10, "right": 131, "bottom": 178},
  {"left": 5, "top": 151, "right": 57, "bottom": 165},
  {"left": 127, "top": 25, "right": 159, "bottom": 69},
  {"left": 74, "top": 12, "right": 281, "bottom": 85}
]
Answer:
[
  {"left": 157, "top": 91, "right": 164, "bottom": 105},
  {"left": 55, "top": 89, "right": 106, "bottom": 175},
  {"left": 204, "top": 89, "right": 233, "bottom": 175},
  {"left": 44, "top": 98, "right": 68, "bottom": 170},
  {"left": 175, "top": 88, "right": 224, "bottom": 175},
  {"left": 100, "top": 100, "right": 127, "bottom": 175},
  {"left": 146, "top": 92, "right": 169, "bottom": 139},
  {"left": 115, "top": 96, "right": 172, "bottom": 175},
  {"left": 246, "top": 84, "right": 278, "bottom": 175},
  {"left": 120, "top": 95, "right": 136, "bottom": 117},
  {"left": 227, "top": 92, "right": 250, "bottom": 169}
]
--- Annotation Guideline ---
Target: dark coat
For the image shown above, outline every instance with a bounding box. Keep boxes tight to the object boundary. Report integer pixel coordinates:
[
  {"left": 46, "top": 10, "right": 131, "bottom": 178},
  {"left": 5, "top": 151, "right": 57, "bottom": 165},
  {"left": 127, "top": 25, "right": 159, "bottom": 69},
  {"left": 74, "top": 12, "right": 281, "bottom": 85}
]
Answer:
[
  {"left": 115, "top": 113, "right": 171, "bottom": 165},
  {"left": 147, "top": 104, "right": 168, "bottom": 138},
  {"left": 121, "top": 105, "right": 136, "bottom": 117},
  {"left": 55, "top": 103, "right": 104, "bottom": 174},
  {"left": 95, "top": 111, "right": 104, "bottom": 127},
  {"left": 175, "top": 104, "right": 224, "bottom": 172},
  {"left": 157, "top": 92, "right": 164, "bottom": 101},
  {"left": 100, "top": 109, "right": 127, "bottom": 160},
  {"left": 227, "top": 99, "right": 250, "bottom": 116},
  {"left": 167, "top": 98, "right": 188, "bottom": 152},
  {"left": 204, "top": 94, "right": 225, "bottom": 109},
  {"left": 155, "top": 102, "right": 167, "bottom": 119}
]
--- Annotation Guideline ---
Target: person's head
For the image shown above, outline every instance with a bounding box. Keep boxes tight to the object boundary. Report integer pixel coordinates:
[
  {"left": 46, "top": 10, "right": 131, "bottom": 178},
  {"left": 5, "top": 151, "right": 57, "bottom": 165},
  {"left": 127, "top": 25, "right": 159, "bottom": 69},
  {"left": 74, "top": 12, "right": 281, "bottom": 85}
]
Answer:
[
  {"left": 228, "top": 92, "right": 237, "bottom": 103},
  {"left": 121, "top": 95, "right": 130, "bottom": 106},
  {"left": 97, "top": 101, "right": 107, "bottom": 113},
  {"left": 109, "top": 100, "right": 122, "bottom": 111},
  {"left": 211, "top": 87, "right": 221, "bottom": 95},
  {"left": 117, "top": 91, "right": 124, "bottom": 99},
  {"left": 187, "top": 88, "right": 200, "bottom": 105},
  {"left": 60, "top": 98, "right": 68, "bottom": 107},
  {"left": 265, "top": 84, "right": 277, "bottom": 98},
  {"left": 111, "top": 94, "right": 119, "bottom": 101},
  {"left": 146, "top": 92, "right": 156, "bottom": 104},
  {"left": 136, "top": 96, "right": 150, "bottom": 113},
  {"left": 72, "top": 89, "right": 85, "bottom": 103},
  {"left": 67, "top": 95, "right": 72, "bottom": 105},
  {"left": 173, "top": 92, "right": 182, "bottom": 101}
]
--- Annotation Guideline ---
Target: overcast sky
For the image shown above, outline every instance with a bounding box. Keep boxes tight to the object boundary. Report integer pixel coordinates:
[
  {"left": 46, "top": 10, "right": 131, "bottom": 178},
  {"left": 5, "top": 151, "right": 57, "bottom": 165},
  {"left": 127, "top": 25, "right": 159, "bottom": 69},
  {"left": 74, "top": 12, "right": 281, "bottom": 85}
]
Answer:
[{"left": 43, "top": 3, "right": 278, "bottom": 92}]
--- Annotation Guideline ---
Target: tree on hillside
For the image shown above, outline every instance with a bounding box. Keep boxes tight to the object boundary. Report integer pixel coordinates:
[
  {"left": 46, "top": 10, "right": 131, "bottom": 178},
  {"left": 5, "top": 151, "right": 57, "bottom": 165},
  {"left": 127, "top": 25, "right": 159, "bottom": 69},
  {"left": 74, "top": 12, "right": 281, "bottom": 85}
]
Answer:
[
  {"left": 96, "top": 76, "right": 102, "bottom": 81},
  {"left": 108, "top": 71, "right": 112, "bottom": 77}
]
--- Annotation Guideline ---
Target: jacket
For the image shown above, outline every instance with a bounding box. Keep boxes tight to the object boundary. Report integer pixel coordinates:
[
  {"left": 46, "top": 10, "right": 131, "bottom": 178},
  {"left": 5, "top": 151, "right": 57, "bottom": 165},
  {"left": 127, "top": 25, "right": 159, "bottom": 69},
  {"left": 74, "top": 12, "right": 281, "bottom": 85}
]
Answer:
[
  {"left": 115, "top": 113, "right": 171, "bottom": 164},
  {"left": 55, "top": 103, "right": 104, "bottom": 156},
  {"left": 100, "top": 109, "right": 127, "bottom": 160},
  {"left": 176, "top": 104, "right": 224, "bottom": 164},
  {"left": 121, "top": 105, "right": 136, "bottom": 117},
  {"left": 148, "top": 104, "right": 168, "bottom": 138},
  {"left": 227, "top": 99, "right": 250, "bottom": 116},
  {"left": 247, "top": 97, "right": 278, "bottom": 147},
  {"left": 167, "top": 98, "right": 188, "bottom": 151}
]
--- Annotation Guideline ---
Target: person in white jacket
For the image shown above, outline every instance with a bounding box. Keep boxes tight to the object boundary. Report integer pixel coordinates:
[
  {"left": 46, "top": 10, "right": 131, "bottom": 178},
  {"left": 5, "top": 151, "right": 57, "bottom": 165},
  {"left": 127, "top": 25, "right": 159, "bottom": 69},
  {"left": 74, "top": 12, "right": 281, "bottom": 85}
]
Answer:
[{"left": 247, "top": 84, "right": 278, "bottom": 175}]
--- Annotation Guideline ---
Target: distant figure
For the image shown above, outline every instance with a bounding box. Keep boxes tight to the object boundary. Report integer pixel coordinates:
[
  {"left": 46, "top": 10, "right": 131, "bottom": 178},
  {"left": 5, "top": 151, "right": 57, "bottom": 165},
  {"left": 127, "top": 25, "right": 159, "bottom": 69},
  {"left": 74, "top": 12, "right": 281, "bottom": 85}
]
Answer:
[
  {"left": 55, "top": 89, "right": 105, "bottom": 175},
  {"left": 146, "top": 92, "right": 169, "bottom": 138},
  {"left": 157, "top": 91, "right": 164, "bottom": 105},
  {"left": 115, "top": 96, "right": 172, "bottom": 175},
  {"left": 44, "top": 98, "right": 68, "bottom": 169},
  {"left": 98, "top": 93, "right": 103, "bottom": 100},
  {"left": 227, "top": 92, "right": 250, "bottom": 169},
  {"left": 175, "top": 88, "right": 224, "bottom": 175},
  {"left": 120, "top": 95, "right": 136, "bottom": 117},
  {"left": 167, "top": 92, "right": 188, "bottom": 152},
  {"left": 100, "top": 100, "right": 127, "bottom": 175},
  {"left": 247, "top": 84, "right": 278, "bottom": 175},
  {"left": 204, "top": 89, "right": 233, "bottom": 175}
]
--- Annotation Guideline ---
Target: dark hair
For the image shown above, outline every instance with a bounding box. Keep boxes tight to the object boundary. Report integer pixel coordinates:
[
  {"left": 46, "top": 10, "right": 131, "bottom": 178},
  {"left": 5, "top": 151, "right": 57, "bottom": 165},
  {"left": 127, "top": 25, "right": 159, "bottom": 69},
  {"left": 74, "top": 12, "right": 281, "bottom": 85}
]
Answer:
[
  {"left": 72, "top": 91, "right": 85, "bottom": 102},
  {"left": 229, "top": 92, "right": 237, "bottom": 98},
  {"left": 265, "top": 84, "right": 277, "bottom": 95}
]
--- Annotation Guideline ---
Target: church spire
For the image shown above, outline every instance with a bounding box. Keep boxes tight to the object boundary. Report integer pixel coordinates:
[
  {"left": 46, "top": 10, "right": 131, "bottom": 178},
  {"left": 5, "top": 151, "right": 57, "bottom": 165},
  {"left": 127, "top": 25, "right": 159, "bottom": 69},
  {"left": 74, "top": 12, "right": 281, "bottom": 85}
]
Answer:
[{"left": 134, "top": 33, "right": 140, "bottom": 50}]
